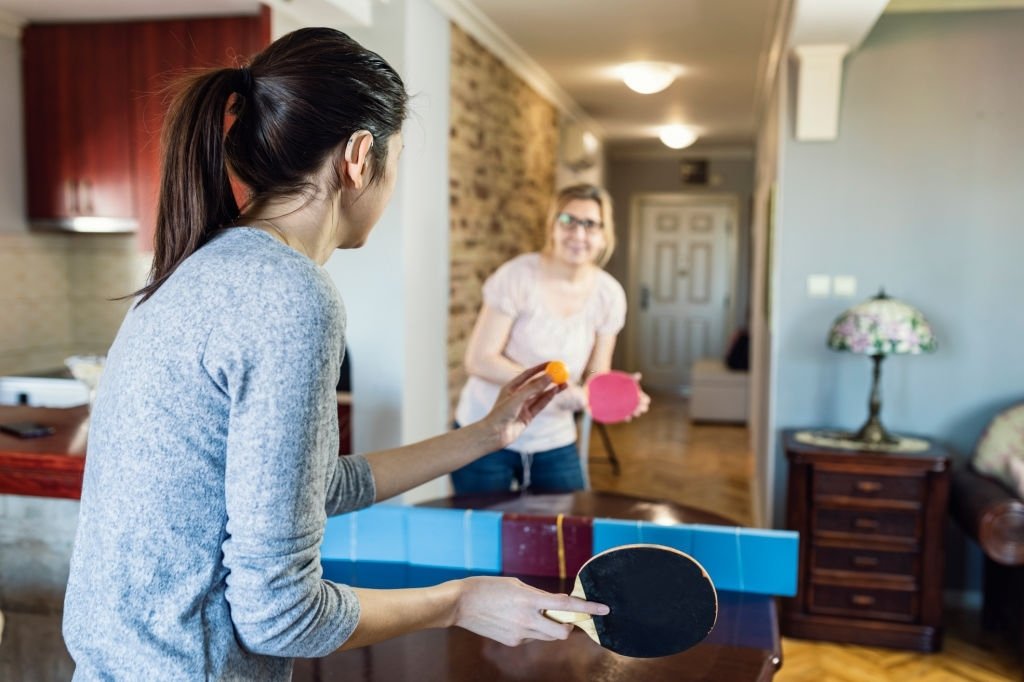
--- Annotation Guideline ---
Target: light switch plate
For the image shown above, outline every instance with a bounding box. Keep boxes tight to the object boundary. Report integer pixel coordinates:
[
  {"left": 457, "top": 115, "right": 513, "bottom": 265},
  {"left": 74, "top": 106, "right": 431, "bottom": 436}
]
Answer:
[
  {"left": 834, "top": 275, "right": 857, "bottom": 298},
  {"left": 807, "top": 274, "right": 831, "bottom": 298}
]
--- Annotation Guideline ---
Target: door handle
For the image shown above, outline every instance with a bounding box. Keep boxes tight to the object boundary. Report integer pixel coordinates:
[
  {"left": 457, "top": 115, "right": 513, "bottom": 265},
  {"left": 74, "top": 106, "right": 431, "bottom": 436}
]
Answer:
[{"left": 640, "top": 285, "right": 650, "bottom": 310}]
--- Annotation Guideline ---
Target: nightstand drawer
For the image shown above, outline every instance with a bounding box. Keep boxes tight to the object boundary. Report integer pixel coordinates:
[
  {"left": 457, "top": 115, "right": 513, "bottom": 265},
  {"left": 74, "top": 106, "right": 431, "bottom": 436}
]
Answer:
[
  {"left": 811, "top": 545, "right": 916, "bottom": 578},
  {"left": 809, "top": 583, "right": 917, "bottom": 622},
  {"left": 814, "top": 507, "right": 920, "bottom": 541},
  {"left": 814, "top": 470, "right": 924, "bottom": 504}
]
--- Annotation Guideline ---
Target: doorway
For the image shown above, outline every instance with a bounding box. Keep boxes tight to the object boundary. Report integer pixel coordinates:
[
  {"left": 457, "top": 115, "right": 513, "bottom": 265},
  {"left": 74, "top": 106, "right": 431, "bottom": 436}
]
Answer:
[{"left": 627, "top": 194, "right": 739, "bottom": 392}]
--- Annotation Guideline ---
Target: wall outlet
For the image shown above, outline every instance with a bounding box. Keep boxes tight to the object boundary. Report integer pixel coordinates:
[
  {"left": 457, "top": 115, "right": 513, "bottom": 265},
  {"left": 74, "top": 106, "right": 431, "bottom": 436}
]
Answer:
[
  {"left": 834, "top": 275, "right": 857, "bottom": 298},
  {"left": 807, "top": 274, "right": 831, "bottom": 298}
]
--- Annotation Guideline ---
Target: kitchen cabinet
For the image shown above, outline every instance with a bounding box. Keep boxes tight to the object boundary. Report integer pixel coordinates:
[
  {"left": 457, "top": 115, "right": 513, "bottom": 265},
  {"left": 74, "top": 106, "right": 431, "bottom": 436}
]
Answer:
[
  {"left": 21, "top": 9, "right": 270, "bottom": 246},
  {"left": 23, "top": 24, "right": 136, "bottom": 230}
]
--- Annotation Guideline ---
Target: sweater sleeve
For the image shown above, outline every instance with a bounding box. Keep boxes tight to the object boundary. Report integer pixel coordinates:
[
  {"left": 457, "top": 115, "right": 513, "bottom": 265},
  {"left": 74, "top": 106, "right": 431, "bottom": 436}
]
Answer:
[
  {"left": 325, "top": 453, "right": 376, "bottom": 516},
  {"left": 203, "top": 271, "right": 363, "bottom": 658}
]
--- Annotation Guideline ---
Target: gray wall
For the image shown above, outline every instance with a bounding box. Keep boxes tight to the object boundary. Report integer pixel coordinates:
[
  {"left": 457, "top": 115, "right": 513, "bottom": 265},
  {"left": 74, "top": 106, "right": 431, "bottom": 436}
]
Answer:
[
  {"left": 770, "top": 10, "right": 1024, "bottom": 584},
  {"left": 325, "top": 0, "right": 453, "bottom": 504},
  {"left": 606, "top": 155, "right": 755, "bottom": 368}
]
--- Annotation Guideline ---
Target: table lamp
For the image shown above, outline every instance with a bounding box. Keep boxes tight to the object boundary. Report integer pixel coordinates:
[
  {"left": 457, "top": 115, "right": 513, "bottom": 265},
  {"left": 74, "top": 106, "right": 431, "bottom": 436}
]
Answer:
[{"left": 826, "top": 290, "right": 936, "bottom": 445}]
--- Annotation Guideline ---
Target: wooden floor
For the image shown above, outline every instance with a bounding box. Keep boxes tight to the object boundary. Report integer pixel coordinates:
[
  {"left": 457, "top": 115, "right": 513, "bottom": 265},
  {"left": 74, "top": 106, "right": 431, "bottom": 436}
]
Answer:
[{"left": 587, "top": 391, "right": 1021, "bottom": 682}]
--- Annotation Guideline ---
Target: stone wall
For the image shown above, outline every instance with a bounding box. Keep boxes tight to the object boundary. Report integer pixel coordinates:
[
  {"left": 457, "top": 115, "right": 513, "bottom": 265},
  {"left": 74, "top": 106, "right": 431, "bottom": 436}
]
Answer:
[{"left": 447, "top": 24, "right": 559, "bottom": 410}]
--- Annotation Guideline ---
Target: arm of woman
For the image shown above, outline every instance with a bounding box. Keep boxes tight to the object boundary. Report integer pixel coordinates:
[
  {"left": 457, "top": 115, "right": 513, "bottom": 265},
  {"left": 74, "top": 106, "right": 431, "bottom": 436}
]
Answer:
[
  {"left": 342, "top": 577, "right": 608, "bottom": 650},
  {"left": 585, "top": 333, "right": 617, "bottom": 375},
  {"left": 463, "top": 303, "right": 523, "bottom": 385},
  {"left": 363, "top": 363, "right": 561, "bottom": 501}
]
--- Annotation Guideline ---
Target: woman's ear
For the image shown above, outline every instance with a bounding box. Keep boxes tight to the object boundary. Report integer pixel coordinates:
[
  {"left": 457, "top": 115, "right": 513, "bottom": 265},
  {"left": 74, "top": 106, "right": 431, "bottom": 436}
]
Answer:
[{"left": 340, "top": 131, "right": 374, "bottom": 190}]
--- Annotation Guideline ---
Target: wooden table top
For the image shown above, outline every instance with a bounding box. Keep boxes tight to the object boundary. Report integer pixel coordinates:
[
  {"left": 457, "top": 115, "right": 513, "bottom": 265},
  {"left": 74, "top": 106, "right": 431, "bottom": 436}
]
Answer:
[
  {"left": 0, "top": 405, "right": 89, "bottom": 499},
  {"left": 294, "top": 491, "right": 781, "bottom": 682}
]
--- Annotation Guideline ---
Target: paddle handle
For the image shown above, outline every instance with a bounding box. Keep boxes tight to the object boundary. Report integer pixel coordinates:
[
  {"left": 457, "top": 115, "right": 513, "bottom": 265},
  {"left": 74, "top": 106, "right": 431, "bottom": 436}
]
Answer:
[
  {"left": 543, "top": 581, "right": 599, "bottom": 641},
  {"left": 543, "top": 609, "right": 591, "bottom": 625},
  {"left": 543, "top": 608, "right": 599, "bottom": 644}
]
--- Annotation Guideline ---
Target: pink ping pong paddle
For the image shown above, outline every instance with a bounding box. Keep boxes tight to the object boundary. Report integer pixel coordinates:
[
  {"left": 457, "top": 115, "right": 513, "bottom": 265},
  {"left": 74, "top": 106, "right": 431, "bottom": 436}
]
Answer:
[{"left": 587, "top": 371, "right": 641, "bottom": 424}]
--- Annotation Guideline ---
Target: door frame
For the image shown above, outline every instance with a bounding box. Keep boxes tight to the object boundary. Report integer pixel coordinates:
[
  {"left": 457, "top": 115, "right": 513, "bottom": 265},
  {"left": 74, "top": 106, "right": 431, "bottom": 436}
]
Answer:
[{"left": 625, "top": 192, "right": 741, "bottom": 391}]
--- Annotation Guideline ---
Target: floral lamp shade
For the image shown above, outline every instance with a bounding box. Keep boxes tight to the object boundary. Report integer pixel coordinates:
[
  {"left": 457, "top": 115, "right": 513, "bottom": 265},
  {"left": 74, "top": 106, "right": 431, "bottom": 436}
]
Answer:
[
  {"left": 828, "top": 294, "right": 937, "bottom": 356},
  {"left": 826, "top": 290, "right": 937, "bottom": 446}
]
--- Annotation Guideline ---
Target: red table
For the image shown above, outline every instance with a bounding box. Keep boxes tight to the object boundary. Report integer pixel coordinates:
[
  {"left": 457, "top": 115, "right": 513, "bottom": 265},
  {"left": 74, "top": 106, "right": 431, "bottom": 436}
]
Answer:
[{"left": 0, "top": 405, "right": 88, "bottom": 499}]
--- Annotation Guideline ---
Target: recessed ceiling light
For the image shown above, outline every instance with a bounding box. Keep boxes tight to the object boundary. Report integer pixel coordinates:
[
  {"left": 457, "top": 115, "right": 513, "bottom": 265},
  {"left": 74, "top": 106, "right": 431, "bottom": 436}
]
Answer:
[
  {"left": 659, "top": 125, "right": 698, "bottom": 149},
  {"left": 619, "top": 62, "right": 684, "bottom": 95}
]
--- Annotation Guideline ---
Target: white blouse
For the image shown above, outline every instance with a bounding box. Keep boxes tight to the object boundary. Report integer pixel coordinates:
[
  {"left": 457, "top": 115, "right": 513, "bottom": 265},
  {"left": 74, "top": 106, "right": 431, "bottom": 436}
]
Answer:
[{"left": 455, "top": 253, "right": 627, "bottom": 453}]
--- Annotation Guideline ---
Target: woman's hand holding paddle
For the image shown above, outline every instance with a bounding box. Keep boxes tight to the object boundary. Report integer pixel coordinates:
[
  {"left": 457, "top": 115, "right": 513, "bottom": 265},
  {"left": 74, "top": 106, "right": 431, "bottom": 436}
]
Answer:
[{"left": 452, "top": 576, "right": 608, "bottom": 646}]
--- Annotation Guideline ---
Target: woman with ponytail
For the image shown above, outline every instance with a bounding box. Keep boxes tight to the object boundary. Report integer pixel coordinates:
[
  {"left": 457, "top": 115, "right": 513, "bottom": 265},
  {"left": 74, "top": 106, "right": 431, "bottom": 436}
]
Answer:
[{"left": 63, "top": 28, "right": 605, "bottom": 681}]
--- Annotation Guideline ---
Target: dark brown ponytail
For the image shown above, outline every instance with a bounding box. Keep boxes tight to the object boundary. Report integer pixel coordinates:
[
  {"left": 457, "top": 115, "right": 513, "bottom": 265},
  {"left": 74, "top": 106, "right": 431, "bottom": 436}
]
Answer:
[{"left": 134, "top": 28, "right": 408, "bottom": 303}]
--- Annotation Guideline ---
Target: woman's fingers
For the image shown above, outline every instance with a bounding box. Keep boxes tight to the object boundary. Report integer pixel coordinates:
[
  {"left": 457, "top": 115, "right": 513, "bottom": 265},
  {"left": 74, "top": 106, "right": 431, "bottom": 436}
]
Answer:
[
  {"left": 527, "top": 620, "right": 574, "bottom": 641},
  {"left": 502, "top": 362, "right": 550, "bottom": 395},
  {"left": 540, "top": 593, "right": 609, "bottom": 617},
  {"left": 633, "top": 389, "right": 652, "bottom": 417},
  {"left": 521, "top": 383, "right": 563, "bottom": 420}
]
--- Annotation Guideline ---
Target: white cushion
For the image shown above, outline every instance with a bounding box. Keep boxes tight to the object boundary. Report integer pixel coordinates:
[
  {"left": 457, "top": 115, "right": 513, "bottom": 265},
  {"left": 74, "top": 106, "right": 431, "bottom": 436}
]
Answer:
[
  {"left": 690, "top": 359, "right": 748, "bottom": 423},
  {"left": 973, "top": 403, "right": 1024, "bottom": 498}
]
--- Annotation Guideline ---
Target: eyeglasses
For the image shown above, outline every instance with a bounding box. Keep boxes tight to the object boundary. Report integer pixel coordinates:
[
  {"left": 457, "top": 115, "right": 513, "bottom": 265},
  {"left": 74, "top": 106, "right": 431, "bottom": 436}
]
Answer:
[{"left": 556, "top": 212, "right": 603, "bottom": 233}]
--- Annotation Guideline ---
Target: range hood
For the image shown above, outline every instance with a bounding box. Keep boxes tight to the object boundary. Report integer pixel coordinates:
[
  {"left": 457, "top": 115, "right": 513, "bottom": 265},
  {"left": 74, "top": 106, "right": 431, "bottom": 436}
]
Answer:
[{"left": 31, "top": 217, "right": 138, "bottom": 234}]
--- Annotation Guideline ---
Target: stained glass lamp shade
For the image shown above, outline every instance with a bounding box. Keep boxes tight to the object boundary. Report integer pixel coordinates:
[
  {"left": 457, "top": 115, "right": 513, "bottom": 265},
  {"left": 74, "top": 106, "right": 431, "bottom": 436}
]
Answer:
[{"left": 827, "top": 290, "right": 937, "bottom": 445}]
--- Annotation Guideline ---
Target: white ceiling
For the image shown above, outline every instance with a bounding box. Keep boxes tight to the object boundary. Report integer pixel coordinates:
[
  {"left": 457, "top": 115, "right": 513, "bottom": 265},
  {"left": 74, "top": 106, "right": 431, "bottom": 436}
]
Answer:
[
  {"left": 466, "top": 0, "right": 783, "bottom": 149},
  {"left": 0, "top": 0, "right": 784, "bottom": 151},
  {"left": 6, "top": 0, "right": 1019, "bottom": 151}
]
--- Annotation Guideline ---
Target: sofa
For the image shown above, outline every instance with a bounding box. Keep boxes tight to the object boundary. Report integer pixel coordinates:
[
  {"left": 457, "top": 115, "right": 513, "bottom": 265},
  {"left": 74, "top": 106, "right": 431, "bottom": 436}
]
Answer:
[
  {"left": 689, "top": 358, "right": 749, "bottom": 423},
  {"left": 950, "top": 465, "right": 1024, "bottom": 669}
]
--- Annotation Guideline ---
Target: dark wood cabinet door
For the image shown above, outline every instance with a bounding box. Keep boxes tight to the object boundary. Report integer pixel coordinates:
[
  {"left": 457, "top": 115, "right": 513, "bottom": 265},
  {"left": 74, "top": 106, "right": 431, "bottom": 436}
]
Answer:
[
  {"left": 23, "top": 25, "right": 78, "bottom": 221},
  {"left": 73, "top": 23, "right": 136, "bottom": 220},
  {"left": 23, "top": 24, "right": 135, "bottom": 224},
  {"left": 130, "top": 10, "right": 271, "bottom": 251}
]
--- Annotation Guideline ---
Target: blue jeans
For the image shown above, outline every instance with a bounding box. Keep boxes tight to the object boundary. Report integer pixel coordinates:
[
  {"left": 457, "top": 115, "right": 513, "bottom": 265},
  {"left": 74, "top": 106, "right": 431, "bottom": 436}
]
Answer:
[{"left": 450, "top": 424, "right": 584, "bottom": 494}]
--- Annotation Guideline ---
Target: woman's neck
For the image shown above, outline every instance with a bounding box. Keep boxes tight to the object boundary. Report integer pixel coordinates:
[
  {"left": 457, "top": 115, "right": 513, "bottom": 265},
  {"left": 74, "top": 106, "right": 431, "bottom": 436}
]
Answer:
[
  {"left": 541, "top": 252, "right": 594, "bottom": 284},
  {"left": 238, "top": 198, "right": 336, "bottom": 265}
]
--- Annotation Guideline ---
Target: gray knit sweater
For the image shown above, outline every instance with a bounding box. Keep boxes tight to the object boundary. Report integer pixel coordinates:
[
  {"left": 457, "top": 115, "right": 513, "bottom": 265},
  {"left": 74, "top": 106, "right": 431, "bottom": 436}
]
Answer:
[{"left": 63, "top": 228, "right": 376, "bottom": 680}]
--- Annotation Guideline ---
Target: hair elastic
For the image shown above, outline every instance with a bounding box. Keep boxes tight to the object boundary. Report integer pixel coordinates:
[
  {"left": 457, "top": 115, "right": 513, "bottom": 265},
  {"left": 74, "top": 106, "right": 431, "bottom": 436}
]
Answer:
[{"left": 237, "top": 66, "right": 254, "bottom": 95}]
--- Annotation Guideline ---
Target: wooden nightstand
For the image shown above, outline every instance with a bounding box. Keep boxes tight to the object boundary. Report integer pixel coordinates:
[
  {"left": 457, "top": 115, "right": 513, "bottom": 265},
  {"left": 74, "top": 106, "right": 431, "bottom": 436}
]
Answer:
[{"left": 781, "top": 429, "right": 951, "bottom": 651}]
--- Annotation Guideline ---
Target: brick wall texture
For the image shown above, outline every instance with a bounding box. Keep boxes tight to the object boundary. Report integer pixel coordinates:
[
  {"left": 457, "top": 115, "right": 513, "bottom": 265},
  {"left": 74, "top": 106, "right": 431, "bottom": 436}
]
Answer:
[{"left": 447, "top": 24, "right": 559, "bottom": 411}]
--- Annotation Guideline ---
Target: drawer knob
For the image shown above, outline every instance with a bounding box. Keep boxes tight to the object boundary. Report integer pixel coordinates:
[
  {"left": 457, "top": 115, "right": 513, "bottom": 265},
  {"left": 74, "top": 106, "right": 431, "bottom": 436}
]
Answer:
[
  {"left": 852, "top": 556, "right": 879, "bottom": 568},
  {"left": 855, "top": 480, "right": 883, "bottom": 493},
  {"left": 854, "top": 518, "right": 880, "bottom": 530},
  {"left": 851, "top": 594, "right": 876, "bottom": 607}
]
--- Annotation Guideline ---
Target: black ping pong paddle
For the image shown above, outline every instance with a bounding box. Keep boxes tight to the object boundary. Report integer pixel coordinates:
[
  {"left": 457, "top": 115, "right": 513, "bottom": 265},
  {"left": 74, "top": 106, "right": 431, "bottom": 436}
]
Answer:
[{"left": 544, "top": 543, "right": 718, "bottom": 658}]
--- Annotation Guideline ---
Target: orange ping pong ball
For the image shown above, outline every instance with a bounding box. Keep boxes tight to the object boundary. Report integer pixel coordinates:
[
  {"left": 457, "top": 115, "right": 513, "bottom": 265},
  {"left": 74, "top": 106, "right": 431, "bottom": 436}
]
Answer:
[{"left": 545, "top": 360, "right": 569, "bottom": 384}]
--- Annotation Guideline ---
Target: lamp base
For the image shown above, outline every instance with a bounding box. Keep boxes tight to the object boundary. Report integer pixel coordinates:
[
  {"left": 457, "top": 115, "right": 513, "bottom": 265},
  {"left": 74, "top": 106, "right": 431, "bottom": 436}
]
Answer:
[{"left": 852, "top": 416, "right": 899, "bottom": 446}]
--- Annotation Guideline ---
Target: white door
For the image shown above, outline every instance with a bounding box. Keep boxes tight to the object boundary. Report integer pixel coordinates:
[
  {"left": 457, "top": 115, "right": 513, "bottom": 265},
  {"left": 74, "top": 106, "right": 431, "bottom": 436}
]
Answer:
[{"left": 631, "top": 196, "right": 735, "bottom": 391}]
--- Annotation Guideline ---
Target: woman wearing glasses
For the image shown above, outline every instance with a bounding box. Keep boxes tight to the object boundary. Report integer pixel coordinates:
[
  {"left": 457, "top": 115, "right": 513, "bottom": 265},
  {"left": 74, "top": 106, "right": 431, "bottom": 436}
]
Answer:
[{"left": 451, "top": 184, "right": 650, "bottom": 494}]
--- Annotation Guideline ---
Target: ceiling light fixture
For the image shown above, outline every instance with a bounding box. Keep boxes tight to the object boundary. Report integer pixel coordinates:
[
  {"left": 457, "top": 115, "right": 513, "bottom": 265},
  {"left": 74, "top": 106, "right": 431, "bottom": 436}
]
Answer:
[
  {"left": 619, "top": 61, "right": 684, "bottom": 95},
  {"left": 659, "top": 125, "right": 698, "bottom": 150}
]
